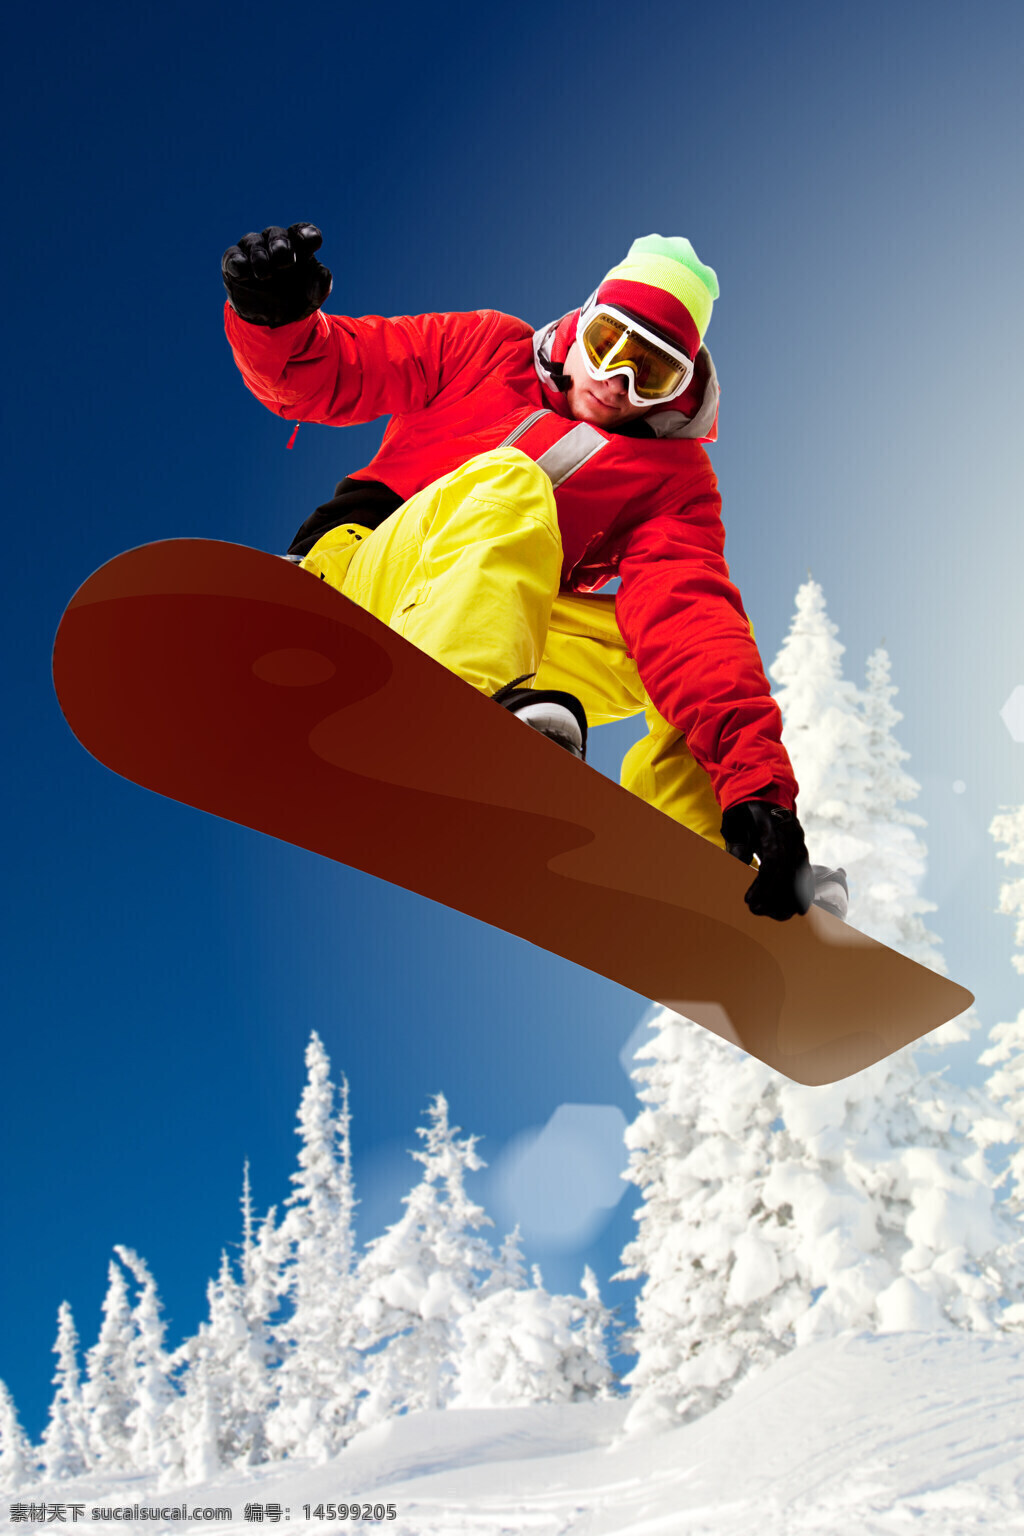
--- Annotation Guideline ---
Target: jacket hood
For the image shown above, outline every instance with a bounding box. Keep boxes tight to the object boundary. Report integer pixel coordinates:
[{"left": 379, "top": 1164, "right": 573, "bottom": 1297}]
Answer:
[{"left": 532, "top": 311, "right": 719, "bottom": 444}]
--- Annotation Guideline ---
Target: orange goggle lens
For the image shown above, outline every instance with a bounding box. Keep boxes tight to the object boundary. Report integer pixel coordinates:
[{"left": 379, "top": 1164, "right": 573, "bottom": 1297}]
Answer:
[{"left": 580, "top": 312, "right": 690, "bottom": 400}]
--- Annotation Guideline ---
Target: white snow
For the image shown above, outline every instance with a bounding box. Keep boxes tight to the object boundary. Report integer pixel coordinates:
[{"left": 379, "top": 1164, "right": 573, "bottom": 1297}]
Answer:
[
  {"left": 5, "top": 1332, "right": 1023, "bottom": 1533},
  {"left": 724, "top": 1230, "right": 780, "bottom": 1306}
]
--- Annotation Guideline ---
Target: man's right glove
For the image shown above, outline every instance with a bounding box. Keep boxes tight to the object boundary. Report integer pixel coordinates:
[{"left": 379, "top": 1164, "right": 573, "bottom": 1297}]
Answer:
[
  {"left": 221, "top": 223, "right": 333, "bottom": 328},
  {"left": 721, "top": 799, "right": 815, "bottom": 922}
]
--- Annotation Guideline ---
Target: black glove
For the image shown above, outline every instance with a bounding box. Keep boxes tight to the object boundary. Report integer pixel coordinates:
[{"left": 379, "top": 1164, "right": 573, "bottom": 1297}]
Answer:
[
  {"left": 221, "top": 223, "right": 333, "bottom": 328},
  {"left": 721, "top": 799, "right": 815, "bottom": 921}
]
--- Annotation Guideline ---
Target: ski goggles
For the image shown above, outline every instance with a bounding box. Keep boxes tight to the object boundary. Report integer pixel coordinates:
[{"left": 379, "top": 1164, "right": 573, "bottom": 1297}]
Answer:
[{"left": 576, "top": 299, "right": 695, "bottom": 407}]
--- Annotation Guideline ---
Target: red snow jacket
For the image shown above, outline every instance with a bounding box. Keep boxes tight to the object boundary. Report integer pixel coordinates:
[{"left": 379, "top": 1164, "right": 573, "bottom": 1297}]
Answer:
[{"left": 225, "top": 302, "right": 797, "bottom": 812}]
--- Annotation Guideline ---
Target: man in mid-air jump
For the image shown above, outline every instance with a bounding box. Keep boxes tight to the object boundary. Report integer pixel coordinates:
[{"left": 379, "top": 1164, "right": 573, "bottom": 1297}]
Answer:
[{"left": 222, "top": 222, "right": 846, "bottom": 923}]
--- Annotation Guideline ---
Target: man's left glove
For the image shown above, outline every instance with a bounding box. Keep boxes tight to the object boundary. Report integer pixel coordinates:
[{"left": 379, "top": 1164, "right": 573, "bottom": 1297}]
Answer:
[{"left": 721, "top": 800, "right": 815, "bottom": 921}]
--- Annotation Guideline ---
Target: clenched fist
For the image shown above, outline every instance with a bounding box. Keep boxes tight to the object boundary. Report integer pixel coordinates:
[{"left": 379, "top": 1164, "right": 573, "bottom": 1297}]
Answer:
[
  {"left": 221, "top": 223, "right": 333, "bottom": 328},
  {"left": 721, "top": 799, "right": 815, "bottom": 921}
]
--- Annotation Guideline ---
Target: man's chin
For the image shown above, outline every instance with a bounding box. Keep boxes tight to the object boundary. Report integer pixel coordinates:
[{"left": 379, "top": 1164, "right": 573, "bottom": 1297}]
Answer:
[{"left": 571, "top": 389, "right": 624, "bottom": 425}]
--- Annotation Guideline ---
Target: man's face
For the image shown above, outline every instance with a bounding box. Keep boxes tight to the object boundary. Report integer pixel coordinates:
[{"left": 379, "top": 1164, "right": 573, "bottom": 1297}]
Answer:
[{"left": 562, "top": 341, "right": 651, "bottom": 427}]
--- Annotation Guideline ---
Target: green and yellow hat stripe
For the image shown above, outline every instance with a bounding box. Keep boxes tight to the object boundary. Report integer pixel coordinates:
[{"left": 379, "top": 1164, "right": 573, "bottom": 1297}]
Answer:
[{"left": 599, "top": 235, "right": 720, "bottom": 351}]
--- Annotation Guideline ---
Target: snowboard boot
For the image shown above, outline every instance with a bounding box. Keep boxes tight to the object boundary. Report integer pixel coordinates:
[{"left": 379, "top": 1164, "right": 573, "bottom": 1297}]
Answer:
[
  {"left": 493, "top": 675, "right": 588, "bottom": 761},
  {"left": 811, "top": 865, "right": 849, "bottom": 920}
]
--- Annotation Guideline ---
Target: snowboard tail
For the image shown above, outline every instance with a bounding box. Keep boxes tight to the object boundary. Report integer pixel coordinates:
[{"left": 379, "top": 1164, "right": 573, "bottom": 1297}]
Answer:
[{"left": 53, "top": 540, "right": 975, "bottom": 1085}]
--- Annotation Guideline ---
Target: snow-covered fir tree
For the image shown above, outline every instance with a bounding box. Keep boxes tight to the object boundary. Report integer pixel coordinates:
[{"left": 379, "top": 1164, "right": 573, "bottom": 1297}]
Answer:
[
  {"left": 239, "top": 1160, "right": 288, "bottom": 1344},
  {"left": 980, "top": 806, "right": 1024, "bottom": 1227},
  {"left": 266, "top": 1034, "right": 362, "bottom": 1461},
  {"left": 167, "top": 1239, "right": 276, "bottom": 1482},
  {"left": 113, "top": 1247, "right": 177, "bottom": 1475},
  {"left": 619, "top": 581, "right": 1007, "bottom": 1430},
  {"left": 620, "top": 1004, "right": 1016, "bottom": 1429},
  {"left": 618, "top": 1013, "right": 799, "bottom": 1432},
  {"left": 480, "top": 1225, "right": 528, "bottom": 1297},
  {"left": 40, "top": 1303, "right": 90, "bottom": 1480},
  {"left": 170, "top": 1170, "right": 285, "bottom": 1475},
  {"left": 853, "top": 646, "right": 948, "bottom": 970},
  {"left": 356, "top": 1094, "right": 496, "bottom": 1423},
  {"left": 769, "top": 576, "right": 874, "bottom": 868},
  {"left": 0, "top": 1378, "right": 37, "bottom": 1490},
  {"left": 769, "top": 1052, "right": 1014, "bottom": 1336},
  {"left": 451, "top": 1265, "right": 614, "bottom": 1409},
  {"left": 81, "top": 1257, "right": 136, "bottom": 1471},
  {"left": 235, "top": 1171, "right": 286, "bottom": 1449},
  {"left": 574, "top": 1267, "right": 617, "bottom": 1394},
  {"left": 770, "top": 582, "right": 952, "bottom": 979},
  {"left": 167, "top": 1332, "right": 220, "bottom": 1486},
  {"left": 989, "top": 805, "right": 1024, "bottom": 967}
]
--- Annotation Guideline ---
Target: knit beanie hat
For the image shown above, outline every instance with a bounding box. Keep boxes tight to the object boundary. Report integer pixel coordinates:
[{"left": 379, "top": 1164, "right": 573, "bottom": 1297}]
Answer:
[{"left": 596, "top": 234, "right": 719, "bottom": 359}]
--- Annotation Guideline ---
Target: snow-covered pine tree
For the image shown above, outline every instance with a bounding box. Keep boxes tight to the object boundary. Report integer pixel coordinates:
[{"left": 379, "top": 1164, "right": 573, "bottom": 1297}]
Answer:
[
  {"left": 168, "top": 1251, "right": 259, "bottom": 1482},
  {"left": 990, "top": 805, "right": 1024, "bottom": 965},
  {"left": 851, "top": 646, "right": 947, "bottom": 969},
  {"left": 766, "top": 604, "right": 1003, "bottom": 1336},
  {"left": 240, "top": 1161, "right": 288, "bottom": 1354},
  {"left": 169, "top": 1171, "right": 284, "bottom": 1478},
  {"left": 769, "top": 576, "right": 875, "bottom": 876},
  {"left": 355, "top": 1093, "right": 495, "bottom": 1424},
  {"left": 620, "top": 1004, "right": 1014, "bottom": 1429},
  {"left": 980, "top": 807, "right": 1024, "bottom": 1243},
  {"left": 619, "top": 581, "right": 1008, "bottom": 1429},
  {"left": 618, "top": 1012, "right": 799, "bottom": 1431},
  {"left": 265, "top": 1034, "right": 362, "bottom": 1461},
  {"left": 40, "top": 1302, "right": 91, "bottom": 1480},
  {"left": 170, "top": 1168, "right": 285, "bottom": 1474},
  {"left": 480, "top": 1225, "right": 528, "bottom": 1297},
  {"left": 574, "top": 1267, "right": 617, "bottom": 1395},
  {"left": 450, "top": 1264, "right": 615, "bottom": 1409},
  {"left": 113, "top": 1246, "right": 177, "bottom": 1475},
  {"left": 81, "top": 1257, "right": 136, "bottom": 1471},
  {"left": 0, "top": 1378, "right": 37, "bottom": 1490},
  {"left": 772, "top": 591, "right": 964, "bottom": 1030},
  {"left": 235, "top": 1171, "right": 285, "bottom": 1453},
  {"left": 167, "top": 1331, "right": 221, "bottom": 1486},
  {"left": 768, "top": 1051, "right": 1011, "bottom": 1336}
]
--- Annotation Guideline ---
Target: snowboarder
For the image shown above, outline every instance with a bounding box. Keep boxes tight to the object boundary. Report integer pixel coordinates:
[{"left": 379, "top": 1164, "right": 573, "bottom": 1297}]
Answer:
[{"left": 222, "top": 224, "right": 842, "bottom": 923}]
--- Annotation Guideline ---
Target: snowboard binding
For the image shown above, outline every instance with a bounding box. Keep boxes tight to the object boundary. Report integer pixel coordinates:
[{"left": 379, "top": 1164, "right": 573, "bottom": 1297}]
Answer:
[{"left": 493, "top": 674, "right": 588, "bottom": 761}]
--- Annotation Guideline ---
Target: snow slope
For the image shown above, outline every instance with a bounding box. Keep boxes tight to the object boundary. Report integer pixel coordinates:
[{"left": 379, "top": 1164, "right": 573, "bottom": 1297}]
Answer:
[{"left": 5, "top": 1333, "right": 1023, "bottom": 1535}]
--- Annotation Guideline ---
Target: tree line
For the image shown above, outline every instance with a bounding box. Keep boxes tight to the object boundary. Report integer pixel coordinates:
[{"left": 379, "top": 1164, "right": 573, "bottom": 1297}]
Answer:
[{"left": 0, "top": 1042, "right": 614, "bottom": 1486}]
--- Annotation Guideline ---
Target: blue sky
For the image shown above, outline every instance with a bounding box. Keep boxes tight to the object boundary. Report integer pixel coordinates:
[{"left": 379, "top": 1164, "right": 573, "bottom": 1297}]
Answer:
[{"left": 3, "top": 0, "right": 1023, "bottom": 1437}]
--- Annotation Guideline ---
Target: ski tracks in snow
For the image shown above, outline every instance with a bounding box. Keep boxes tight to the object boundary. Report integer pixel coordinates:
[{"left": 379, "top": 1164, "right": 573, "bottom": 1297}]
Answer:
[{"left": 368, "top": 1334, "right": 1024, "bottom": 1535}]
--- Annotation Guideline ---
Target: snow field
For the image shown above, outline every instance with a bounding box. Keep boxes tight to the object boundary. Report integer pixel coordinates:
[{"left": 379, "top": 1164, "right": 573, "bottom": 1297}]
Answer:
[{"left": 4, "top": 1333, "right": 1023, "bottom": 1535}]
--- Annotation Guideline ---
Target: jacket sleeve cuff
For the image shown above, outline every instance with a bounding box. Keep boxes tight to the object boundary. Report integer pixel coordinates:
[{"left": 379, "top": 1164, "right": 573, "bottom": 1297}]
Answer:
[
  {"left": 223, "top": 300, "right": 320, "bottom": 361},
  {"left": 718, "top": 780, "right": 796, "bottom": 815}
]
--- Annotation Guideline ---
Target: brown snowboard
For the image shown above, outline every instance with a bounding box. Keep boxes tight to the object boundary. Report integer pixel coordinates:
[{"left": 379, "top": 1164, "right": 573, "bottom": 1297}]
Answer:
[{"left": 52, "top": 539, "right": 974, "bottom": 1085}]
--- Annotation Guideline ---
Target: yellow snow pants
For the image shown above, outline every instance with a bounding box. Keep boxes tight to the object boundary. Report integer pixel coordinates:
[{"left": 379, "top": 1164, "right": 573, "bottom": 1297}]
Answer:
[{"left": 301, "top": 447, "right": 724, "bottom": 848}]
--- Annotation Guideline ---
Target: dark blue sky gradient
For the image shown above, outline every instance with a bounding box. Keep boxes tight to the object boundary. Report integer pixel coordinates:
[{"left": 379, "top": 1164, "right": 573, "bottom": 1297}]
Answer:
[{"left": 3, "top": 0, "right": 1023, "bottom": 1436}]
